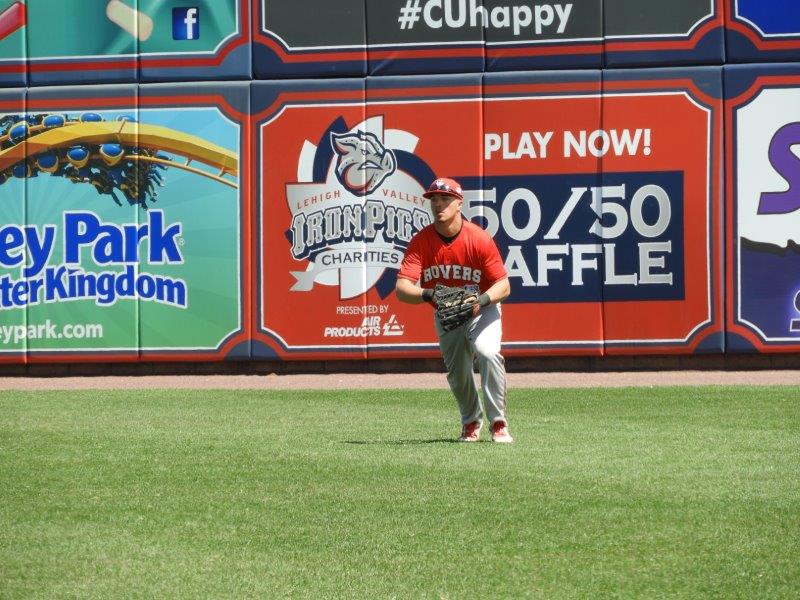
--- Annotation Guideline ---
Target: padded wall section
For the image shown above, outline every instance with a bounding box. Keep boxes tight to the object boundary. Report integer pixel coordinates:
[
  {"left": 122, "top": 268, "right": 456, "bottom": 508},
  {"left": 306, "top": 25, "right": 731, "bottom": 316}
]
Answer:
[
  {"left": 252, "top": 79, "right": 369, "bottom": 360},
  {"left": 0, "top": 86, "right": 26, "bottom": 363},
  {"left": 4, "top": 84, "right": 248, "bottom": 362},
  {"left": 138, "top": 0, "right": 251, "bottom": 82},
  {"left": 27, "top": 0, "right": 138, "bottom": 85},
  {"left": 363, "top": 74, "right": 483, "bottom": 358},
  {"left": 725, "top": 64, "right": 800, "bottom": 353},
  {"left": 602, "top": 68, "right": 724, "bottom": 354},
  {"left": 138, "top": 82, "right": 250, "bottom": 361},
  {"left": 253, "top": 0, "right": 367, "bottom": 78},
  {"left": 604, "top": 0, "right": 725, "bottom": 67},
  {"left": 483, "top": 70, "right": 604, "bottom": 356},
  {"left": 366, "top": 0, "right": 484, "bottom": 75},
  {"left": 484, "top": 0, "right": 602, "bottom": 72},
  {"left": 24, "top": 85, "right": 140, "bottom": 362}
]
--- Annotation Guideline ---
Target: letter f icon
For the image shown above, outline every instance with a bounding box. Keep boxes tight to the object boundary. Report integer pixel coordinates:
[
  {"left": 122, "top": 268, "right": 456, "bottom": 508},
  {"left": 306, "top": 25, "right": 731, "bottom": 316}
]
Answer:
[{"left": 184, "top": 8, "right": 198, "bottom": 40}]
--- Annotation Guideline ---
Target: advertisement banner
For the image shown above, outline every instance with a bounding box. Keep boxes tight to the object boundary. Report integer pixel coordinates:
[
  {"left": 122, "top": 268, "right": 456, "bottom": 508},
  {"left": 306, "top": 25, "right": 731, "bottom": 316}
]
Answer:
[
  {"left": 601, "top": 68, "right": 723, "bottom": 353},
  {"left": 0, "top": 83, "right": 249, "bottom": 362},
  {"left": 726, "top": 66, "right": 800, "bottom": 352},
  {"left": 726, "top": 0, "right": 800, "bottom": 63},
  {"left": 0, "top": 0, "right": 249, "bottom": 86},
  {"left": 254, "top": 72, "right": 723, "bottom": 359},
  {"left": 483, "top": 69, "right": 722, "bottom": 355},
  {"left": 253, "top": 76, "right": 482, "bottom": 359},
  {"left": 254, "top": 0, "right": 725, "bottom": 77}
]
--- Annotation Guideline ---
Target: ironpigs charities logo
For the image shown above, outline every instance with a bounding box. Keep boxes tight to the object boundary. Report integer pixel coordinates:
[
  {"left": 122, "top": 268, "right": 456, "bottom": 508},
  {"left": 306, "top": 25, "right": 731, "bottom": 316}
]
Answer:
[{"left": 286, "top": 116, "right": 434, "bottom": 300}]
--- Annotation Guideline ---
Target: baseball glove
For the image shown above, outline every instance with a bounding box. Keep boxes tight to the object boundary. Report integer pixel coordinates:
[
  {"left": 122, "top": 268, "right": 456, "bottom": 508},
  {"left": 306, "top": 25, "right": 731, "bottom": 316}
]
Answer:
[{"left": 433, "top": 284, "right": 479, "bottom": 332}]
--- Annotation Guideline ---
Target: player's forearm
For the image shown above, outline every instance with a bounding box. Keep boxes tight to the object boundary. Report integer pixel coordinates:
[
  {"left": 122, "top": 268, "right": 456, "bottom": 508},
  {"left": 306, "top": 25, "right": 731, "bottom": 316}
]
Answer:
[
  {"left": 395, "top": 278, "right": 430, "bottom": 304},
  {"left": 481, "top": 277, "right": 511, "bottom": 306}
]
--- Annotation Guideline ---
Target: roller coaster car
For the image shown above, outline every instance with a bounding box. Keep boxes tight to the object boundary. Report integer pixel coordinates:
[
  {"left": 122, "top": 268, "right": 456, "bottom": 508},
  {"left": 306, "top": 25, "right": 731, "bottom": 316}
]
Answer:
[
  {"left": 100, "top": 143, "right": 124, "bottom": 166},
  {"left": 12, "top": 162, "right": 31, "bottom": 178},
  {"left": 9, "top": 122, "right": 27, "bottom": 144},
  {"left": 36, "top": 152, "right": 60, "bottom": 173},
  {"left": 67, "top": 146, "right": 91, "bottom": 168},
  {"left": 43, "top": 115, "right": 66, "bottom": 128},
  {"left": 80, "top": 113, "right": 103, "bottom": 123}
]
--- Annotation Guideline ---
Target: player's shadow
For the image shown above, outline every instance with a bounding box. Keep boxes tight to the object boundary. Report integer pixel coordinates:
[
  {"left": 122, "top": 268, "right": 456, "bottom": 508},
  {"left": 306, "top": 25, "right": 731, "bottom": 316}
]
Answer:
[{"left": 344, "top": 438, "right": 460, "bottom": 445}]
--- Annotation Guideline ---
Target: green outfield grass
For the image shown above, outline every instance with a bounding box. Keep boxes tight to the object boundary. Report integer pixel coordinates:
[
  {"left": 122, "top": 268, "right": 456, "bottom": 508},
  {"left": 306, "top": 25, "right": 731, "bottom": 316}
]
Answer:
[{"left": 1, "top": 386, "right": 799, "bottom": 598}]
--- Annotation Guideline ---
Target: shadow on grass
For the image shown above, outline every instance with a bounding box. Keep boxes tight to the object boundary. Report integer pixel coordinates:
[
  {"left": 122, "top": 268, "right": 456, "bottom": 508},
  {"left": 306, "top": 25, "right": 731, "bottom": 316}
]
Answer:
[{"left": 344, "top": 438, "right": 461, "bottom": 445}]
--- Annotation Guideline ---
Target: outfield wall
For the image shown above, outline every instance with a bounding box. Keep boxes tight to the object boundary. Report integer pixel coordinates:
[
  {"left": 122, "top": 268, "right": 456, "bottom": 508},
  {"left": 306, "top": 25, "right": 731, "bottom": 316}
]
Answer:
[{"left": 1, "top": 1, "right": 800, "bottom": 363}]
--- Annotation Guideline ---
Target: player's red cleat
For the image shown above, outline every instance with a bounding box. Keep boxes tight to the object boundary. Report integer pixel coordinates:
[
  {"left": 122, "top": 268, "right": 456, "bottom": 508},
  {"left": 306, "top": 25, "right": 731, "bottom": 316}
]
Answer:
[
  {"left": 491, "top": 421, "right": 513, "bottom": 443},
  {"left": 459, "top": 421, "right": 482, "bottom": 442}
]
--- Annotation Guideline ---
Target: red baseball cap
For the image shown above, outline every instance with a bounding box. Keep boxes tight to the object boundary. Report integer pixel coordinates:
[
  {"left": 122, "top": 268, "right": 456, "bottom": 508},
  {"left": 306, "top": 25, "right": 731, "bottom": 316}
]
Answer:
[{"left": 422, "top": 177, "right": 463, "bottom": 200}]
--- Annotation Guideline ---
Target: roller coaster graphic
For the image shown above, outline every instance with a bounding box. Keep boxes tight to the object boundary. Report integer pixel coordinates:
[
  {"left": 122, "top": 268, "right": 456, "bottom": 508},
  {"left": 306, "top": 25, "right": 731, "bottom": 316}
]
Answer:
[{"left": 0, "top": 112, "right": 238, "bottom": 209}]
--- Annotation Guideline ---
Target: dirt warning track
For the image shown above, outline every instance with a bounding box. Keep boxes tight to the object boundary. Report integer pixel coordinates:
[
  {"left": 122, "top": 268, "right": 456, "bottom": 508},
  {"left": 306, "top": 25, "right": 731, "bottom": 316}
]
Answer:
[{"left": 1, "top": 370, "right": 798, "bottom": 390}]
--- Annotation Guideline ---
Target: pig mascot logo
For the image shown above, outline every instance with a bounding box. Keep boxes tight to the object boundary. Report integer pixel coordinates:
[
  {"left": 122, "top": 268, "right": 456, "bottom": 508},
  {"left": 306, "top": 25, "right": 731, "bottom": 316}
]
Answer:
[{"left": 331, "top": 130, "right": 397, "bottom": 196}]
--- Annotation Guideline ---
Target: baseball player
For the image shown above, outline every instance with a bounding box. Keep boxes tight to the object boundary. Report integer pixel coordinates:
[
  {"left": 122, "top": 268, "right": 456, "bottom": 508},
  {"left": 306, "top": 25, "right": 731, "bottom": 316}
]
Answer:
[{"left": 395, "top": 177, "right": 513, "bottom": 443}]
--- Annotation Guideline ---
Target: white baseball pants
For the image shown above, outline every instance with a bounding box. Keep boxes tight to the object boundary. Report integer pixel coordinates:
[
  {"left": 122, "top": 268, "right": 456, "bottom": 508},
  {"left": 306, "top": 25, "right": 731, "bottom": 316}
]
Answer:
[{"left": 435, "top": 303, "right": 508, "bottom": 426}]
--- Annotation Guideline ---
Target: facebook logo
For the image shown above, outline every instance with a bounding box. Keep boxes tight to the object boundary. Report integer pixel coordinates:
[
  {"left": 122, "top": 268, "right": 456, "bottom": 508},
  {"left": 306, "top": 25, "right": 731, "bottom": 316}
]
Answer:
[{"left": 172, "top": 7, "right": 199, "bottom": 40}]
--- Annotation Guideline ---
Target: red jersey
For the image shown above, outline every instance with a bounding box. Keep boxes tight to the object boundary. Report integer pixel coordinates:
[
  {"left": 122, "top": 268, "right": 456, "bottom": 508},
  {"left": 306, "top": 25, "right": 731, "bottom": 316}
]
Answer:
[{"left": 398, "top": 219, "right": 507, "bottom": 293}]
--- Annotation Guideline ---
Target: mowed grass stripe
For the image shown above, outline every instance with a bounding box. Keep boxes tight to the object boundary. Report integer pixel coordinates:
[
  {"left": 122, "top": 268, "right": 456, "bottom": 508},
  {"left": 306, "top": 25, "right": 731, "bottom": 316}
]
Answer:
[{"left": 1, "top": 387, "right": 798, "bottom": 598}]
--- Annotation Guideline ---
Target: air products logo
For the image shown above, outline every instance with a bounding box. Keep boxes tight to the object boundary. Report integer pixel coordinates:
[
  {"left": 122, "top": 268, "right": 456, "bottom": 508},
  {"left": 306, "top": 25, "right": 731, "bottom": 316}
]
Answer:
[
  {"left": 324, "top": 315, "right": 406, "bottom": 338},
  {"left": 173, "top": 7, "right": 199, "bottom": 40}
]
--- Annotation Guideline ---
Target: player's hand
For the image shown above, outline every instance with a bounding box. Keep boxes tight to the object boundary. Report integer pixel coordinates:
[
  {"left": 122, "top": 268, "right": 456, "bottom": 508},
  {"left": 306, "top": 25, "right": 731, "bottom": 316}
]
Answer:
[{"left": 471, "top": 301, "right": 481, "bottom": 318}]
